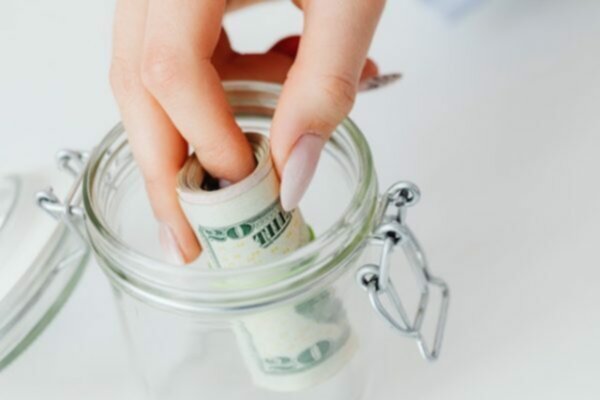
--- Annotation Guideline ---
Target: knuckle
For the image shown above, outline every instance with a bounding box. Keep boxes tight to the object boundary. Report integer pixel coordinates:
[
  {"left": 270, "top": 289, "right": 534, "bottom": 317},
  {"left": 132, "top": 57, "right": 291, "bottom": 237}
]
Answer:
[
  {"left": 142, "top": 169, "right": 175, "bottom": 193},
  {"left": 319, "top": 73, "right": 357, "bottom": 120},
  {"left": 200, "top": 137, "right": 230, "bottom": 164},
  {"left": 109, "top": 57, "right": 142, "bottom": 104},
  {"left": 141, "top": 44, "right": 183, "bottom": 95}
]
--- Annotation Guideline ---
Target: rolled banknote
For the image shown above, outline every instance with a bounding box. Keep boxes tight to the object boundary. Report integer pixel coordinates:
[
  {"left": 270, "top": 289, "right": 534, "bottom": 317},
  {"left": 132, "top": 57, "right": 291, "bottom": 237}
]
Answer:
[
  {"left": 177, "top": 133, "right": 310, "bottom": 269},
  {"left": 177, "top": 133, "right": 356, "bottom": 391}
]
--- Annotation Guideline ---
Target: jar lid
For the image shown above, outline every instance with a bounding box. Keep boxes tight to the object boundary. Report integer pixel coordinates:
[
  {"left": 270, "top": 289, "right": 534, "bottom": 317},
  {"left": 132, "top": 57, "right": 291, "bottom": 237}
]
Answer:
[{"left": 0, "top": 165, "right": 89, "bottom": 370}]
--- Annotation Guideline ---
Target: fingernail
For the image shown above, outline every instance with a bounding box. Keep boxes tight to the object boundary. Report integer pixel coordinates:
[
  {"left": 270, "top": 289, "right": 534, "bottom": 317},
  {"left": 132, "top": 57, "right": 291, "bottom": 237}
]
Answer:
[
  {"left": 280, "top": 134, "right": 325, "bottom": 212},
  {"left": 159, "top": 223, "right": 185, "bottom": 265},
  {"left": 359, "top": 73, "right": 402, "bottom": 92}
]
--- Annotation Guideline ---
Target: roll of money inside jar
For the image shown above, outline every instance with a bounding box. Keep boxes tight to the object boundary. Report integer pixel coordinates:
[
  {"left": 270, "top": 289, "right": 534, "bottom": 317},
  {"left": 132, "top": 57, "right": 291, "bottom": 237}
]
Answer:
[{"left": 177, "top": 132, "right": 357, "bottom": 391}]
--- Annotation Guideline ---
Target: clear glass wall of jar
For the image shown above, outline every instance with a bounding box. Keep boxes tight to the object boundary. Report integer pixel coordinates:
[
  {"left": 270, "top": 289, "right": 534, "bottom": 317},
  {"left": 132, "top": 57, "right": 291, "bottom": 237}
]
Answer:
[{"left": 83, "top": 81, "right": 381, "bottom": 400}]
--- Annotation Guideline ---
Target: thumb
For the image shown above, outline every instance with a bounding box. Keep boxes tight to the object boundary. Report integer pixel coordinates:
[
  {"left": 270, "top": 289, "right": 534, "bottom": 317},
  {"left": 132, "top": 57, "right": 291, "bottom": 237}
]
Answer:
[
  {"left": 270, "top": 0, "right": 384, "bottom": 212},
  {"left": 270, "top": 66, "right": 360, "bottom": 211}
]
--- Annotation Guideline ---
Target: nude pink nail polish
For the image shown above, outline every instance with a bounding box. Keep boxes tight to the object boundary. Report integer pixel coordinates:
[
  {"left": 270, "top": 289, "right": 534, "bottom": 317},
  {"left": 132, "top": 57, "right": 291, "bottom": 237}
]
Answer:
[{"left": 280, "top": 134, "right": 325, "bottom": 212}]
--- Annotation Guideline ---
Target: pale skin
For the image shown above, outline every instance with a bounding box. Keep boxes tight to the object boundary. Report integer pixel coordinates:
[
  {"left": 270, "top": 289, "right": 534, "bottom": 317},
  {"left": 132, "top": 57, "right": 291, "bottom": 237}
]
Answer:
[{"left": 110, "top": 0, "right": 386, "bottom": 263}]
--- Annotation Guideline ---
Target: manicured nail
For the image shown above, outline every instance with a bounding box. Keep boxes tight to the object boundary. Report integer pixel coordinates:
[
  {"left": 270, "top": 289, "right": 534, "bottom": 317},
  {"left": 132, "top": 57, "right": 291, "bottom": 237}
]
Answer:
[
  {"left": 359, "top": 73, "right": 402, "bottom": 92},
  {"left": 280, "top": 134, "right": 325, "bottom": 212},
  {"left": 159, "top": 223, "right": 185, "bottom": 265}
]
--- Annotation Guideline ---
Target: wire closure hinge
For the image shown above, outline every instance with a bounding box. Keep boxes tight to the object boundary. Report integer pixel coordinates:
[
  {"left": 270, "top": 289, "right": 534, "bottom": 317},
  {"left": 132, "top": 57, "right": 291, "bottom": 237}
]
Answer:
[
  {"left": 356, "top": 182, "right": 450, "bottom": 361},
  {"left": 36, "top": 150, "right": 88, "bottom": 232}
]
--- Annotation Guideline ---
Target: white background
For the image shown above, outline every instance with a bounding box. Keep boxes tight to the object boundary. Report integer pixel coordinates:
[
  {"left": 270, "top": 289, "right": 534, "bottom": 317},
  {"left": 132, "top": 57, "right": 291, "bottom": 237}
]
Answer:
[{"left": 1, "top": 0, "right": 600, "bottom": 399}]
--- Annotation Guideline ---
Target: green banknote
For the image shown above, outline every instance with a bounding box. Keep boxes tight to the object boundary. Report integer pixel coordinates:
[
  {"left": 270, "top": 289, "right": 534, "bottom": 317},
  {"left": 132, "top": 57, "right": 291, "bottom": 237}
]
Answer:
[{"left": 177, "top": 133, "right": 356, "bottom": 391}]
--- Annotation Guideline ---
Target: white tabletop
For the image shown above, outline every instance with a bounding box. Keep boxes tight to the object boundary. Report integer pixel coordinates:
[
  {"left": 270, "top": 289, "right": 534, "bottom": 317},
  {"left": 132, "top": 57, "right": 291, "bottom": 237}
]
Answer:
[{"left": 1, "top": 0, "right": 600, "bottom": 399}]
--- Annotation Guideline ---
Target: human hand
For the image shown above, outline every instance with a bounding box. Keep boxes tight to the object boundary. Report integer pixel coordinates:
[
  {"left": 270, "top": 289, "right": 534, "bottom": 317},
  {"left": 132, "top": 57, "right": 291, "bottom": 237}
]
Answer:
[{"left": 110, "top": 0, "right": 395, "bottom": 264}]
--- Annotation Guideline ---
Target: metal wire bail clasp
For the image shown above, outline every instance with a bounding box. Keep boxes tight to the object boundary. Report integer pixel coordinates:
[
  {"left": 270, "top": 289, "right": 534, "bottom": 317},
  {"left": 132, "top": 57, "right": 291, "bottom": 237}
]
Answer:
[
  {"left": 356, "top": 182, "right": 450, "bottom": 361},
  {"left": 36, "top": 150, "right": 89, "bottom": 240}
]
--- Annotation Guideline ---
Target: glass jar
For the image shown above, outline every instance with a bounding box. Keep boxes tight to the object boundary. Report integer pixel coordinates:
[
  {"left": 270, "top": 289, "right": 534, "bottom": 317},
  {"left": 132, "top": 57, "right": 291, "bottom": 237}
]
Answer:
[{"left": 24, "top": 81, "right": 449, "bottom": 399}]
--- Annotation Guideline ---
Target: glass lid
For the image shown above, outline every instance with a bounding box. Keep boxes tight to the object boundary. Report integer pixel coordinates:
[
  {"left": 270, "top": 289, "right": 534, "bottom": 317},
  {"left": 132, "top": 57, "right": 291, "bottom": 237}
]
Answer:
[{"left": 0, "top": 165, "right": 89, "bottom": 371}]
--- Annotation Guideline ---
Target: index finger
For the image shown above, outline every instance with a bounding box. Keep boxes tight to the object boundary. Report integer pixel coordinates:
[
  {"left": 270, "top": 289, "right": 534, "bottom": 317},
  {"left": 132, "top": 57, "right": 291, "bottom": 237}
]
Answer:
[
  {"left": 111, "top": 0, "right": 201, "bottom": 263},
  {"left": 141, "top": 0, "right": 255, "bottom": 182}
]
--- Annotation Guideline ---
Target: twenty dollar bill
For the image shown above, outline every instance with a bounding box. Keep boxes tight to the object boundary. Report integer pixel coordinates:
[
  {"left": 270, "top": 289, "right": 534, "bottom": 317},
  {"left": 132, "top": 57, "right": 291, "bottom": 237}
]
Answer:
[{"left": 177, "top": 133, "right": 356, "bottom": 391}]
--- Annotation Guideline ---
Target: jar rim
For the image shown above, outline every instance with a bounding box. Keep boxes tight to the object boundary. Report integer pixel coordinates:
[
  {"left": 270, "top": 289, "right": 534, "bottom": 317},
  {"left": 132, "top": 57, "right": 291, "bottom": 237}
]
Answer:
[{"left": 82, "top": 81, "right": 379, "bottom": 312}]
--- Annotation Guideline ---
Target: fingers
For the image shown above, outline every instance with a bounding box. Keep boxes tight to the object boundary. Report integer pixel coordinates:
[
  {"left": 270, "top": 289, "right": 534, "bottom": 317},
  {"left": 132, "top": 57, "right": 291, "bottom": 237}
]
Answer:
[
  {"left": 269, "top": 35, "right": 383, "bottom": 88},
  {"left": 212, "top": 29, "right": 292, "bottom": 82},
  {"left": 218, "top": 52, "right": 294, "bottom": 82},
  {"left": 270, "top": 0, "right": 386, "bottom": 211},
  {"left": 110, "top": 0, "right": 200, "bottom": 263},
  {"left": 216, "top": 43, "right": 379, "bottom": 86},
  {"left": 141, "top": 0, "right": 255, "bottom": 183}
]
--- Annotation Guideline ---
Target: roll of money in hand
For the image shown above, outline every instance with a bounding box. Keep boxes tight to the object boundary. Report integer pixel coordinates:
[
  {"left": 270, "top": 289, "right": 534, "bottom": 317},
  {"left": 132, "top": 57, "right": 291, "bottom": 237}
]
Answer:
[
  {"left": 177, "top": 133, "right": 357, "bottom": 391},
  {"left": 177, "top": 133, "right": 310, "bottom": 269}
]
